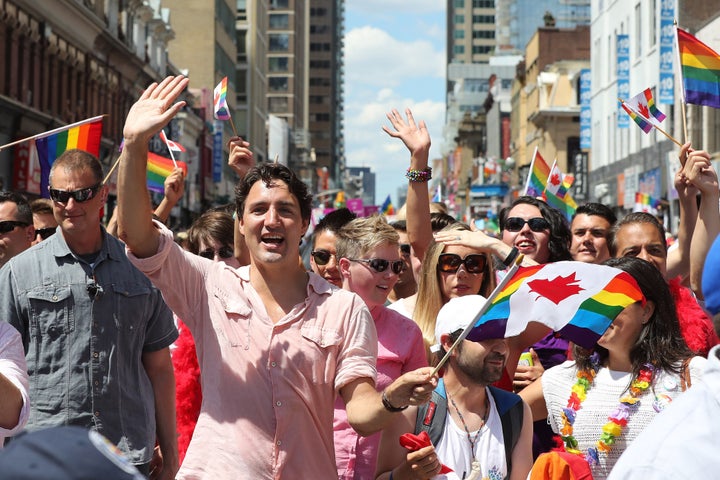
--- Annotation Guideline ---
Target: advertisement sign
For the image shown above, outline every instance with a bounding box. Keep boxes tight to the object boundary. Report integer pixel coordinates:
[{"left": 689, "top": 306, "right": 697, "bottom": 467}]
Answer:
[
  {"left": 659, "top": 0, "right": 675, "bottom": 104},
  {"left": 617, "top": 34, "right": 630, "bottom": 128},
  {"left": 580, "top": 69, "right": 592, "bottom": 150}
]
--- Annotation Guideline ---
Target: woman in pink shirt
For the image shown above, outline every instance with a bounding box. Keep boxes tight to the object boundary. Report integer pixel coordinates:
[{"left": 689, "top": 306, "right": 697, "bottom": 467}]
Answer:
[{"left": 333, "top": 215, "right": 428, "bottom": 479}]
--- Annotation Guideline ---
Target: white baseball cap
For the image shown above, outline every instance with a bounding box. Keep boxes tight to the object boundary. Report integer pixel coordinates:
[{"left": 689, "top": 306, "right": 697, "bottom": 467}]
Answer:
[{"left": 431, "top": 295, "right": 487, "bottom": 353}]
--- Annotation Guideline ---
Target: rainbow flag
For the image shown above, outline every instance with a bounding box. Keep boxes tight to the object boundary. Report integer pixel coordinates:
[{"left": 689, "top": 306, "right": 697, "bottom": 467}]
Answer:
[
  {"left": 676, "top": 27, "right": 720, "bottom": 108},
  {"left": 543, "top": 161, "right": 577, "bottom": 221},
  {"left": 634, "top": 192, "right": 661, "bottom": 215},
  {"left": 147, "top": 152, "right": 188, "bottom": 194},
  {"left": 36, "top": 116, "right": 104, "bottom": 196},
  {"left": 472, "top": 262, "right": 645, "bottom": 349},
  {"left": 523, "top": 147, "right": 550, "bottom": 198},
  {"left": 213, "top": 77, "right": 231, "bottom": 120},
  {"left": 380, "top": 194, "right": 394, "bottom": 215},
  {"left": 621, "top": 102, "right": 653, "bottom": 133}
]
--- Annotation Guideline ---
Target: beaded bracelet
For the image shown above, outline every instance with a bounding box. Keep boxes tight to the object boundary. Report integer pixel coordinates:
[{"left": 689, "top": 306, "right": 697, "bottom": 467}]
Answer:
[{"left": 406, "top": 167, "right": 432, "bottom": 182}]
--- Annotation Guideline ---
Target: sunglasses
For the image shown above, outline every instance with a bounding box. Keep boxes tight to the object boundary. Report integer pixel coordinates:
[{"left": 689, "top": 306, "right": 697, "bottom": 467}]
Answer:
[
  {"left": 0, "top": 220, "right": 29, "bottom": 234},
  {"left": 437, "top": 253, "right": 487, "bottom": 274},
  {"left": 35, "top": 227, "right": 56, "bottom": 240},
  {"left": 504, "top": 217, "right": 550, "bottom": 233},
  {"left": 199, "top": 246, "right": 234, "bottom": 260},
  {"left": 349, "top": 258, "right": 404, "bottom": 275},
  {"left": 49, "top": 183, "right": 102, "bottom": 204},
  {"left": 311, "top": 249, "right": 336, "bottom": 266},
  {"left": 399, "top": 243, "right": 411, "bottom": 255}
]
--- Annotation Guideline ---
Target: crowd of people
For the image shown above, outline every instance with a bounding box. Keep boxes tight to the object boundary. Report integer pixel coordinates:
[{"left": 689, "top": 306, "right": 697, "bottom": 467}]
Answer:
[{"left": 0, "top": 75, "right": 719, "bottom": 480}]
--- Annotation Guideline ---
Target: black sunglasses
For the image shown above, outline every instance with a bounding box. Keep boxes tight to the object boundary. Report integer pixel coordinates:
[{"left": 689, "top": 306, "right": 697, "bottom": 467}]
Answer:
[
  {"left": 399, "top": 243, "right": 411, "bottom": 255},
  {"left": 437, "top": 253, "right": 487, "bottom": 274},
  {"left": 311, "top": 249, "right": 336, "bottom": 266},
  {"left": 35, "top": 227, "right": 56, "bottom": 240},
  {"left": 349, "top": 258, "right": 404, "bottom": 275},
  {"left": 199, "top": 246, "right": 234, "bottom": 260},
  {"left": 49, "top": 183, "right": 102, "bottom": 204},
  {"left": 0, "top": 220, "right": 29, "bottom": 234},
  {"left": 504, "top": 217, "right": 550, "bottom": 233}
]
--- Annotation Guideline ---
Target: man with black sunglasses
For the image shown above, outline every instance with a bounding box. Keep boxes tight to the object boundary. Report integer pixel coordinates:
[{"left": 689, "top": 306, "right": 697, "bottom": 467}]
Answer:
[
  {"left": 29, "top": 198, "right": 58, "bottom": 245},
  {"left": 0, "top": 150, "right": 179, "bottom": 478},
  {"left": 115, "top": 75, "right": 437, "bottom": 480},
  {"left": 0, "top": 191, "right": 34, "bottom": 268}
]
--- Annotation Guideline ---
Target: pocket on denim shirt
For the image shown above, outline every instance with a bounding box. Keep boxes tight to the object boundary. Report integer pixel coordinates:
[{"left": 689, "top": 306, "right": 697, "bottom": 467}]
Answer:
[
  {"left": 27, "top": 286, "right": 74, "bottom": 337},
  {"left": 112, "top": 284, "right": 151, "bottom": 335}
]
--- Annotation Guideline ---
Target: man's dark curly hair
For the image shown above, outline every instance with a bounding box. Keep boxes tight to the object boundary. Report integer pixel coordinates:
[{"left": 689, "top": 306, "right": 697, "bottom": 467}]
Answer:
[{"left": 234, "top": 163, "right": 312, "bottom": 222}]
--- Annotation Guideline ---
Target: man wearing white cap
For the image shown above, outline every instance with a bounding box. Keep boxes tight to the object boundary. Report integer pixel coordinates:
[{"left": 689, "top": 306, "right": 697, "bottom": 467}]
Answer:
[{"left": 375, "top": 295, "right": 534, "bottom": 480}]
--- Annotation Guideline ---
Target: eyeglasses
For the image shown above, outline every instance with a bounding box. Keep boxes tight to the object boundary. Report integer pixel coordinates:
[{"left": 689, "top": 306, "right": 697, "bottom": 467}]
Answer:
[
  {"left": 198, "top": 246, "right": 234, "bottom": 260},
  {"left": 0, "top": 220, "right": 29, "bottom": 234},
  {"left": 311, "top": 249, "right": 336, "bottom": 266},
  {"left": 49, "top": 183, "right": 102, "bottom": 204},
  {"left": 504, "top": 217, "right": 550, "bottom": 233},
  {"left": 437, "top": 253, "right": 487, "bottom": 274},
  {"left": 348, "top": 258, "right": 404, "bottom": 275},
  {"left": 35, "top": 227, "right": 56, "bottom": 240},
  {"left": 399, "top": 243, "right": 411, "bottom": 255}
]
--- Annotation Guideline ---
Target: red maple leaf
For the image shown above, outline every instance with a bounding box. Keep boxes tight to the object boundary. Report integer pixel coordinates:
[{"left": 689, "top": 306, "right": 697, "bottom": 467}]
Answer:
[
  {"left": 527, "top": 272, "right": 584, "bottom": 304},
  {"left": 550, "top": 173, "right": 561, "bottom": 186},
  {"left": 637, "top": 102, "right": 650, "bottom": 119}
]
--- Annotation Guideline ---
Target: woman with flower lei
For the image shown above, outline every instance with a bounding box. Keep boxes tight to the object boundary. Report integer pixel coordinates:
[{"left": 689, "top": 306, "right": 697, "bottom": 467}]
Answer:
[{"left": 520, "top": 257, "right": 706, "bottom": 479}]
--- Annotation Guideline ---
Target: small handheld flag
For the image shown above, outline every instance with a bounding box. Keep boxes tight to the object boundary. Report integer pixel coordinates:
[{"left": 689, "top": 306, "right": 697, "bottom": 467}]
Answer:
[
  {"left": 380, "top": 194, "right": 394, "bottom": 216},
  {"left": 147, "top": 152, "right": 188, "bottom": 194},
  {"left": 159, "top": 130, "right": 186, "bottom": 153},
  {"left": 214, "top": 76, "right": 238, "bottom": 136},
  {"left": 676, "top": 26, "right": 720, "bottom": 109},
  {"left": 523, "top": 147, "right": 551, "bottom": 198}
]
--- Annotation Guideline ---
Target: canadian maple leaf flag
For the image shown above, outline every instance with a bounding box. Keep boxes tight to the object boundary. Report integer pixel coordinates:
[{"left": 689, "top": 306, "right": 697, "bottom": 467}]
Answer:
[
  {"left": 469, "top": 262, "right": 645, "bottom": 349},
  {"left": 625, "top": 88, "right": 666, "bottom": 128}
]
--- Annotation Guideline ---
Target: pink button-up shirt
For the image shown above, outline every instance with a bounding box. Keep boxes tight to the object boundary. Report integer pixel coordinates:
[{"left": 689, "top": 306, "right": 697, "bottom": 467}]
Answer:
[
  {"left": 333, "top": 305, "right": 427, "bottom": 479},
  {"left": 128, "top": 225, "right": 377, "bottom": 479}
]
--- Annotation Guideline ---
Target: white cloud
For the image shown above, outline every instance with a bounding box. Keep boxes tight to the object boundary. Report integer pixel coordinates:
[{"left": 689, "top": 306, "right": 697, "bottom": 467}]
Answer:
[
  {"left": 347, "top": 0, "right": 443, "bottom": 15},
  {"left": 345, "top": 26, "right": 445, "bottom": 88}
]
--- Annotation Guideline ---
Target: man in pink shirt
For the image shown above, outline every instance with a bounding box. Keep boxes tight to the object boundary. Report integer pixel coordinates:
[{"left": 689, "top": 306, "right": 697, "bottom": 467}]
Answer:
[
  {"left": 116, "top": 76, "right": 437, "bottom": 479},
  {"left": 0, "top": 322, "right": 29, "bottom": 447}
]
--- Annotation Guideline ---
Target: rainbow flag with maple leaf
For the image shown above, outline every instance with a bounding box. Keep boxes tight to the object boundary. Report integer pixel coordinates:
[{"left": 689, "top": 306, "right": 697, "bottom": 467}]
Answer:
[
  {"left": 470, "top": 262, "right": 645, "bottom": 349},
  {"left": 621, "top": 88, "right": 666, "bottom": 134},
  {"left": 523, "top": 147, "right": 550, "bottom": 198},
  {"left": 543, "top": 160, "right": 577, "bottom": 221}
]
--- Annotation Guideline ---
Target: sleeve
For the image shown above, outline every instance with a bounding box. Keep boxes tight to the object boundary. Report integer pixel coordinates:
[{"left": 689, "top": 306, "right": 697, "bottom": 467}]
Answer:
[
  {"left": 403, "top": 321, "right": 429, "bottom": 373},
  {"left": 142, "top": 285, "right": 179, "bottom": 352},
  {"left": 334, "top": 296, "right": 378, "bottom": 392},
  {"left": 0, "top": 323, "right": 30, "bottom": 438}
]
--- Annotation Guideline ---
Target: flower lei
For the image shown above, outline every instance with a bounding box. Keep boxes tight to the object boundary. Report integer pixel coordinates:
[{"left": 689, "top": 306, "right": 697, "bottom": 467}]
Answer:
[{"left": 560, "top": 360, "right": 655, "bottom": 467}]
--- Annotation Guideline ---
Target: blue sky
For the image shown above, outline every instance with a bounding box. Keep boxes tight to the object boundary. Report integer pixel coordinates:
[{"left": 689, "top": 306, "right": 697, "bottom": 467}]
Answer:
[{"left": 343, "top": 0, "right": 446, "bottom": 208}]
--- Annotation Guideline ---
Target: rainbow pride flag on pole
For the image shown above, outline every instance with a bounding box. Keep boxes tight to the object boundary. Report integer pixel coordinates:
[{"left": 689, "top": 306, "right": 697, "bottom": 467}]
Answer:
[
  {"left": 523, "top": 147, "right": 550, "bottom": 198},
  {"left": 543, "top": 160, "right": 577, "bottom": 220},
  {"left": 380, "top": 194, "right": 394, "bottom": 216},
  {"left": 147, "top": 152, "right": 188, "bottom": 194},
  {"left": 676, "top": 26, "right": 720, "bottom": 108},
  {"left": 472, "top": 262, "right": 645, "bottom": 349},
  {"left": 35, "top": 115, "right": 104, "bottom": 196},
  {"left": 213, "top": 77, "right": 231, "bottom": 120}
]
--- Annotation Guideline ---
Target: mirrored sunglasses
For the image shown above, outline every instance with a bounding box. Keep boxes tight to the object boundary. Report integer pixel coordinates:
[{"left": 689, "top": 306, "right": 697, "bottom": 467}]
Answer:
[
  {"left": 199, "top": 246, "right": 234, "bottom": 260},
  {"left": 311, "top": 249, "right": 336, "bottom": 266},
  {"left": 437, "top": 253, "right": 487, "bottom": 274},
  {"left": 504, "top": 216, "right": 550, "bottom": 233},
  {"left": 349, "top": 258, "right": 404, "bottom": 275},
  {"left": 35, "top": 227, "right": 56, "bottom": 240},
  {"left": 49, "top": 183, "right": 102, "bottom": 204},
  {"left": 0, "top": 220, "right": 29, "bottom": 234}
]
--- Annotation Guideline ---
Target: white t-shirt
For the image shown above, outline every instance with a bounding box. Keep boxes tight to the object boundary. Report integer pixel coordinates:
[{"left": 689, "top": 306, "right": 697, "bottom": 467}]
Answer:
[{"left": 434, "top": 387, "right": 507, "bottom": 480}]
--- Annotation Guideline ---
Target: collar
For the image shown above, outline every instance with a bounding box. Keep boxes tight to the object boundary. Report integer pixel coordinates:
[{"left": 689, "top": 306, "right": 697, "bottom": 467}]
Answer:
[{"left": 49, "top": 226, "right": 119, "bottom": 263}]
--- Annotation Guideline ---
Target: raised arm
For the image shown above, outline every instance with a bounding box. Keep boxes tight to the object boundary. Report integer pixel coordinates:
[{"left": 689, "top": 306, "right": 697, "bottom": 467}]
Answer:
[
  {"left": 683, "top": 147, "right": 720, "bottom": 298},
  {"left": 667, "top": 143, "right": 698, "bottom": 280},
  {"left": 383, "top": 108, "right": 433, "bottom": 262},
  {"left": 117, "top": 75, "right": 189, "bottom": 258}
]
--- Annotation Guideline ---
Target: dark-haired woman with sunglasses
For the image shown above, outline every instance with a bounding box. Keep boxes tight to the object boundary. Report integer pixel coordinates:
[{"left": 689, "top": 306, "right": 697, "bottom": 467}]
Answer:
[{"left": 332, "top": 215, "right": 428, "bottom": 479}]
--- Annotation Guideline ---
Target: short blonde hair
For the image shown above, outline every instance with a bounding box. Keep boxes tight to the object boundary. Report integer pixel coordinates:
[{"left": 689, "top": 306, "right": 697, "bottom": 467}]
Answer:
[{"left": 335, "top": 215, "right": 399, "bottom": 260}]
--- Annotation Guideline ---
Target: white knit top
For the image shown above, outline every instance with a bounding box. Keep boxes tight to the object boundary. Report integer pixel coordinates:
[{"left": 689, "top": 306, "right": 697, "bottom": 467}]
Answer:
[{"left": 542, "top": 358, "right": 706, "bottom": 479}]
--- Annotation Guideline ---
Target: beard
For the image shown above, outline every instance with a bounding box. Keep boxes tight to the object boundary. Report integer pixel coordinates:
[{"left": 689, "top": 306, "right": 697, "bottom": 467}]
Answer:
[{"left": 454, "top": 348, "right": 507, "bottom": 385}]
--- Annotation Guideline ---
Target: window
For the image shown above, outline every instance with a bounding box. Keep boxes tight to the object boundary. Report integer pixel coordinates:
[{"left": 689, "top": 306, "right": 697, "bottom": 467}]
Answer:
[
  {"left": 310, "top": 43, "right": 331, "bottom": 51},
  {"left": 454, "top": 0, "right": 464, "bottom": 7},
  {"left": 310, "top": 7, "right": 327, "bottom": 16},
  {"left": 269, "top": 57, "right": 289, "bottom": 72},
  {"left": 270, "top": 0, "right": 288, "bottom": 8},
  {"left": 310, "top": 25, "right": 329, "bottom": 34},
  {"left": 453, "top": 45, "right": 465, "bottom": 55},
  {"left": 472, "top": 30, "right": 495, "bottom": 39},
  {"left": 310, "top": 60, "right": 331, "bottom": 69},
  {"left": 454, "top": 14, "right": 465, "bottom": 23},
  {"left": 269, "top": 33, "right": 289, "bottom": 51},
  {"left": 454, "top": 30, "right": 465, "bottom": 39},
  {"left": 473, "top": 0, "right": 494, "bottom": 7},
  {"left": 472, "top": 45, "right": 492, "bottom": 55},
  {"left": 310, "top": 78, "right": 330, "bottom": 86},
  {"left": 269, "top": 14, "right": 289, "bottom": 29},
  {"left": 269, "top": 77, "right": 289, "bottom": 92},
  {"left": 472, "top": 15, "right": 495, "bottom": 23},
  {"left": 269, "top": 97, "right": 288, "bottom": 113},
  {"left": 650, "top": 0, "right": 657, "bottom": 47},
  {"left": 635, "top": 3, "right": 642, "bottom": 57}
]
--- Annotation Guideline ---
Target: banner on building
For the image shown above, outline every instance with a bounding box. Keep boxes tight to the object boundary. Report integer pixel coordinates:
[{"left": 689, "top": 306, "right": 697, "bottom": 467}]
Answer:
[
  {"left": 580, "top": 68, "right": 592, "bottom": 150},
  {"left": 617, "top": 34, "right": 630, "bottom": 128},
  {"left": 658, "top": 0, "right": 675, "bottom": 104},
  {"left": 212, "top": 121, "right": 223, "bottom": 183},
  {"left": 623, "top": 165, "right": 639, "bottom": 207}
]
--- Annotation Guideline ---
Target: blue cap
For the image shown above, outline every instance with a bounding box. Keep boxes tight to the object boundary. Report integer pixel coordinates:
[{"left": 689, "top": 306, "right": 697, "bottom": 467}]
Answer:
[
  {"left": 0, "top": 426, "right": 144, "bottom": 480},
  {"left": 702, "top": 235, "right": 720, "bottom": 315}
]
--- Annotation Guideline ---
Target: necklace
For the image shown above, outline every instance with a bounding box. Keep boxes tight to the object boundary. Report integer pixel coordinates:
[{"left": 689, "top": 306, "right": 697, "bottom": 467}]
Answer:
[
  {"left": 448, "top": 392, "right": 487, "bottom": 480},
  {"left": 560, "top": 361, "right": 655, "bottom": 467}
]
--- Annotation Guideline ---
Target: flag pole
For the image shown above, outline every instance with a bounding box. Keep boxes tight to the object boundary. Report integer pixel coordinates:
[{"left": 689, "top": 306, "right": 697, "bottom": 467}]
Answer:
[
  {"left": 673, "top": 21, "right": 689, "bottom": 144},
  {"left": 0, "top": 115, "right": 106, "bottom": 151},
  {"left": 103, "top": 155, "right": 122, "bottom": 185},
  {"left": 161, "top": 135, "right": 179, "bottom": 169},
  {"left": 523, "top": 147, "right": 538, "bottom": 196},
  {"left": 431, "top": 255, "right": 524, "bottom": 376},
  {"left": 228, "top": 115, "right": 238, "bottom": 137}
]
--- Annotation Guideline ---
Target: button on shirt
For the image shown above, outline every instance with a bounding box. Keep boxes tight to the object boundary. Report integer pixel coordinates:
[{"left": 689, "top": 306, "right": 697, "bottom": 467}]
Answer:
[
  {"left": 0, "top": 229, "right": 177, "bottom": 463},
  {"left": 127, "top": 223, "right": 378, "bottom": 480}
]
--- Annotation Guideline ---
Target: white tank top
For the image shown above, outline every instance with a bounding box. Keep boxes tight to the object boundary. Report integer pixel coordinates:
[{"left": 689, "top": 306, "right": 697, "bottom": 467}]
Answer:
[{"left": 434, "top": 387, "right": 508, "bottom": 480}]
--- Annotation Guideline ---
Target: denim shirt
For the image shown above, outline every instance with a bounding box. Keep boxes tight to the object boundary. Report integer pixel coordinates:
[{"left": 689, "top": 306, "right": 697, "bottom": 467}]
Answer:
[{"left": 0, "top": 228, "right": 177, "bottom": 463}]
